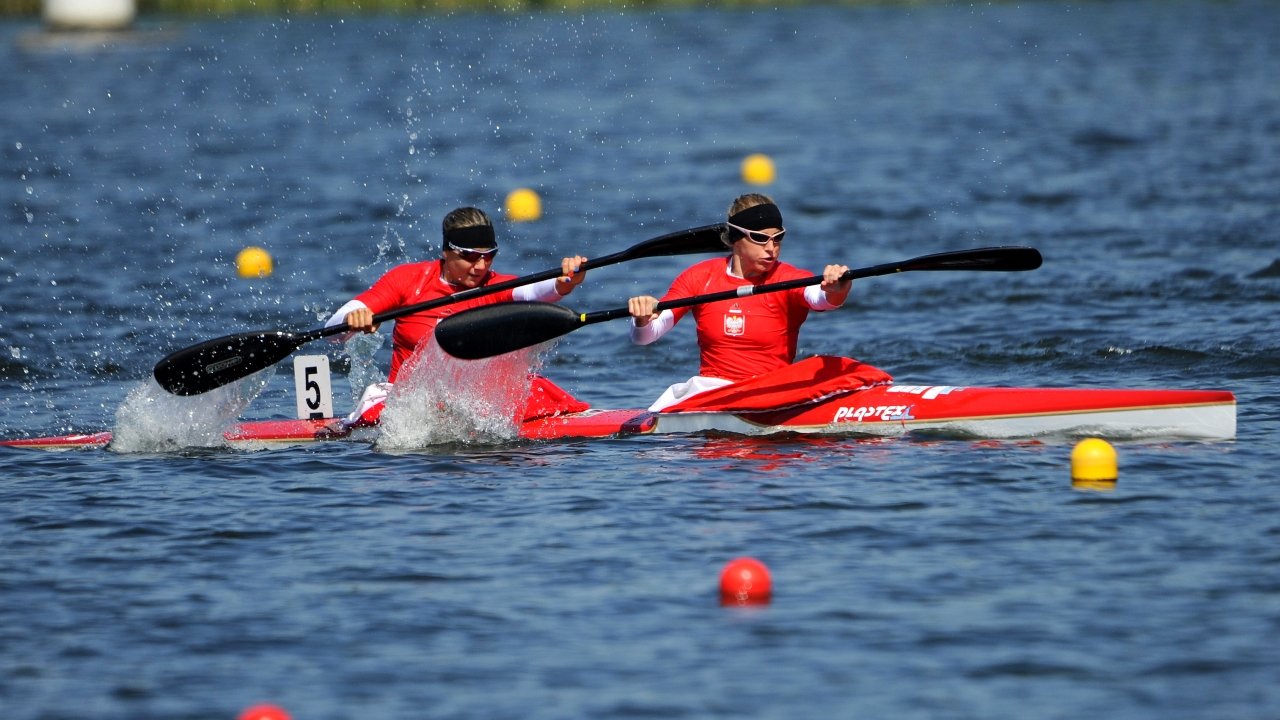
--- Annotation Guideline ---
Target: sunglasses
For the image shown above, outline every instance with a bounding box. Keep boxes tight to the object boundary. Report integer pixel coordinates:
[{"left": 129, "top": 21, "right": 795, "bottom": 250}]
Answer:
[
  {"left": 447, "top": 242, "right": 498, "bottom": 262},
  {"left": 726, "top": 222, "right": 786, "bottom": 245}
]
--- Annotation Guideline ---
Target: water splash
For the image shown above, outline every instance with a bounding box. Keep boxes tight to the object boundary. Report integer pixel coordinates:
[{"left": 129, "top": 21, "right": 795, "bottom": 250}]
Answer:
[
  {"left": 342, "top": 331, "right": 387, "bottom": 409},
  {"left": 376, "top": 339, "right": 539, "bottom": 450},
  {"left": 109, "top": 375, "right": 267, "bottom": 453}
]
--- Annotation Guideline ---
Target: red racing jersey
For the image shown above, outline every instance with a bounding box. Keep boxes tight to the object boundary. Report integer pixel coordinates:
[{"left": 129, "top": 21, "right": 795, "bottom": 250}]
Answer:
[
  {"left": 661, "top": 257, "right": 816, "bottom": 382},
  {"left": 355, "top": 260, "right": 518, "bottom": 381}
]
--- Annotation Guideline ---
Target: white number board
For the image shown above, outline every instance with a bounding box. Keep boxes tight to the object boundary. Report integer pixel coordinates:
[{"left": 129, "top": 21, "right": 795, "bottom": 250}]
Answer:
[{"left": 293, "top": 355, "right": 334, "bottom": 420}]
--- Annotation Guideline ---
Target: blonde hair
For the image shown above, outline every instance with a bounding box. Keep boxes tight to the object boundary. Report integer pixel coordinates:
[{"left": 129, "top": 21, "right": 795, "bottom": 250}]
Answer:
[
  {"left": 721, "top": 193, "right": 776, "bottom": 247},
  {"left": 728, "top": 193, "right": 775, "bottom": 217}
]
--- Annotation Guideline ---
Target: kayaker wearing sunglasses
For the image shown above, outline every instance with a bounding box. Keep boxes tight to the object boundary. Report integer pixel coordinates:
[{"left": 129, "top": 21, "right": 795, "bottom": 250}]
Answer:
[
  {"left": 627, "top": 193, "right": 852, "bottom": 411},
  {"left": 326, "top": 206, "right": 588, "bottom": 424}
]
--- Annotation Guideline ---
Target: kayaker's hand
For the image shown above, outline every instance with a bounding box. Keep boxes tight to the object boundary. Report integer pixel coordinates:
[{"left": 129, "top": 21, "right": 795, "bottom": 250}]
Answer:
[
  {"left": 345, "top": 307, "right": 379, "bottom": 333},
  {"left": 821, "top": 265, "right": 852, "bottom": 306},
  {"left": 628, "top": 295, "right": 659, "bottom": 327},
  {"left": 556, "top": 255, "right": 588, "bottom": 296}
]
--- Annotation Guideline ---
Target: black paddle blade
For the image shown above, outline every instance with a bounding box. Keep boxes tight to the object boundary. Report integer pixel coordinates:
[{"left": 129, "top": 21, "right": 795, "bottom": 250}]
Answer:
[
  {"left": 625, "top": 223, "right": 726, "bottom": 259},
  {"left": 153, "top": 331, "right": 308, "bottom": 396},
  {"left": 902, "top": 246, "right": 1043, "bottom": 273},
  {"left": 435, "top": 303, "right": 583, "bottom": 360}
]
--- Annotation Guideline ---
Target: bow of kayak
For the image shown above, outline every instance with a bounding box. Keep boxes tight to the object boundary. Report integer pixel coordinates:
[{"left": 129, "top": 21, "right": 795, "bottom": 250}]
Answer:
[{"left": 0, "top": 431, "right": 115, "bottom": 450}]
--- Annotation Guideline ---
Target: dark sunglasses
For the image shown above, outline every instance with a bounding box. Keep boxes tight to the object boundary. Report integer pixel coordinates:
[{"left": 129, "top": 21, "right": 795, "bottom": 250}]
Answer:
[
  {"left": 447, "top": 242, "right": 498, "bottom": 263},
  {"left": 726, "top": 221, "right": 786, "bottom": 245}
]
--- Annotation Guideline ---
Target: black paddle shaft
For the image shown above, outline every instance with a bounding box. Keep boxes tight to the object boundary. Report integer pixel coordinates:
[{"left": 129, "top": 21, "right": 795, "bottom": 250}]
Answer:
[
  {"left": 356, "top": 222, "right": 726, "bottom": 330},
  {"left": 582, "top": 245, "right": 1044, "bottom": 325},
  {"left": 152, "top": 223, "right": 728, "bottom": 395},
  {"left": 434, "top": 246, "right": 1043, "bottom": 360}
]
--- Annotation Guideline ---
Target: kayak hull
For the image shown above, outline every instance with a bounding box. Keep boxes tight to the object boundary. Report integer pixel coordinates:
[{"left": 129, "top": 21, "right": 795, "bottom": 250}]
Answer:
[
  {"left": 0, "top": 431, "right": 115, "bottom": 450},
  {"left": 522, "top": 385, "right": 1236, "bottom": 441},
  {"left": 1, "top": 384, "right": 1236, "bottom": 450}
]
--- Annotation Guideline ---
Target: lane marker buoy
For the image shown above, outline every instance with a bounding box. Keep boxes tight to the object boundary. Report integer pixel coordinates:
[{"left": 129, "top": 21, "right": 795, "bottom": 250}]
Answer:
[
  {"left": 1071, "top": 437, "right": 1118, "bottom": 490},
  {"left": 741, "top": 153, "right": 776, "bottom": 185},
  {"left": 236, "top": 246, "right": 273, "bottom": 278},
  {"left": 720, "top": 556, "right": 772, "bottom": 605},
  {"left": 505, "top": 188, "right": 542, "bottom": 222}
]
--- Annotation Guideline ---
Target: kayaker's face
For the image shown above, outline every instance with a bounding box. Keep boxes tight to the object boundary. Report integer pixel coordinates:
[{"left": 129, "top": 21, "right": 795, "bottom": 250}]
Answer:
[
  {"left": 731, "top": 228, "right": 783, "bottom": 279},
  {"left": 442, "top": 247, "right": 497, "bottom": 288}
]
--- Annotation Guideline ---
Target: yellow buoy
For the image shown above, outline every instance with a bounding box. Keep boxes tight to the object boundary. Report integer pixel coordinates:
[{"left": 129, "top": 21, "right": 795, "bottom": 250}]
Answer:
[
  {"left": 236, "top": 246, "right": 273, "bottom": 278},
  {"left": 1071, "top": 438, "right": 1118, "bottom": 484},
  {"left": 505, "top": 188, "right": 542, "bottom": 222},
  {"left": 741, "top": 153, "right": 776, "bottom": 186}
]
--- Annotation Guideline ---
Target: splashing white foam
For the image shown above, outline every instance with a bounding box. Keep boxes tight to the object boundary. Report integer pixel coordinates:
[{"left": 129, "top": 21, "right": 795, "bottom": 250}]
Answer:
[
  {"left": 109, "top": 374, "right": 267, "bottom": 453},
  {"left": 376, "top": 339, "right": 539, "bottom": 449},
  {"left": 342, "top": 331, "right": 387, "bottom": 408}
]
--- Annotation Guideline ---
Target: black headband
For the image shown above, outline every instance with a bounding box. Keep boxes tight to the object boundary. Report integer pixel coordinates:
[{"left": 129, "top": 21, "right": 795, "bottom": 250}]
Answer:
[
  {"left": 728, "top": 203, "right": 784, "bottom": 232},
  {"left": 443, "top": 224, "right": 497, "bottom": 252}
]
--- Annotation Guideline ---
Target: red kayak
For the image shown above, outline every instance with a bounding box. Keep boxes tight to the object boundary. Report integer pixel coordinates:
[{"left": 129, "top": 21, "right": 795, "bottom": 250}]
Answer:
[
  {"left": 521, "top": 385, "right": 1235, "bottom": 440},
  {"left": 0, "top": 358, "right": 1236, "bottom": 449},
  {"left": 527, "top": 357, "right": 1235, "bottom": 441}
]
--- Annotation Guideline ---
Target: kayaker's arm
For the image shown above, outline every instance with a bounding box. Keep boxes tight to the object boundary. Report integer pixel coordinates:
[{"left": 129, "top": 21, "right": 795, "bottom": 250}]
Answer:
[
  {"left": 628, "top": 295, "right": 659, "bottom": 327},
  {"left": 628, "top": 296, "right": 676, "bottom": 345},
  {"left": 810, "top": 263, "right": 852, "bottom": 309},
  {"left": 512, "top": 279, "right": 560, "bottom": 302},
  {"left": 514, "top": 255, "right": 589, "bottom": 301},
  {"left": 554, "top": 255, "right": 589, "bottom": 296},
  {"left": 326, "top": 300, "right": 377, "bottom": 341}
]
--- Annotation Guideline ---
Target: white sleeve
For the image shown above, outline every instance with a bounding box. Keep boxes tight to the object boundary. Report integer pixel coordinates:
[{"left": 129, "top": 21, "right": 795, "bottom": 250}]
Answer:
[
  {"left": 804, "top": 284, "right": 843, "bottom": 311},
  {"left": 324, "top": 299, "right": 369, "bottom": 342},
  {"left": 512, "top": 278, "right": 562, "bottom": 303},
  {"left": 630, "top": 309, "right": 677, "bottom": 346}
]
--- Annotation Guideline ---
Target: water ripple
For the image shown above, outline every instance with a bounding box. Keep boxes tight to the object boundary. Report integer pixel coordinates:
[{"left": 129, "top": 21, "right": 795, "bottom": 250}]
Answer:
[{"left": 2, "top": 4, "right": 1279, "bottom": 719}]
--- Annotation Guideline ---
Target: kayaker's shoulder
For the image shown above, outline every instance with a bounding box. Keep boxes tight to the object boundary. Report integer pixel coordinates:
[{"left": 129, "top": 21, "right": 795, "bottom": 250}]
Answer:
[
  {"left": 378, "top": 259, "right": 440, "bottom": 282},
  {"left": 685, "top": 256, "right": 730, "bottom": 272}
]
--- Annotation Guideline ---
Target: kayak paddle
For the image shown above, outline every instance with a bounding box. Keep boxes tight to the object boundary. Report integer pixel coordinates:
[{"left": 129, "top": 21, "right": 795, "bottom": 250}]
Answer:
[
  {"left": 153, "top": 223, "right": 728, "bottom": 396},
  {"left": 435, "top": 245, "right": 1043, "bottom": 360}
]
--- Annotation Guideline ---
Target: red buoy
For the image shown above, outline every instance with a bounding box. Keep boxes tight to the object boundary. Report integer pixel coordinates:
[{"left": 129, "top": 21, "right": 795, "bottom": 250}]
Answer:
[
  {"left": 238, "top": 704, "right": 291, "bottom": 720},
  {"left": 719, "top": 557, "right": 772, "bottom": 605}
]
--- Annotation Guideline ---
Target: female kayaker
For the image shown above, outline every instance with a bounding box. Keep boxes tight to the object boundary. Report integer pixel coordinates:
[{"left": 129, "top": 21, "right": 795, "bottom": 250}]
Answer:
[
  {"left": 627, "top": 193, "right": 852, "bottom": 411},
  {"left": 326, "top": 206, "right": 589, "bottom": 424}
]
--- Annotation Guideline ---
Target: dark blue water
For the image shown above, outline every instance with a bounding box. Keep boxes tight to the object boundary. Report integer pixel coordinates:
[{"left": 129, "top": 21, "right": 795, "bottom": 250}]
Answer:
[{"left": 3, "top": 1, "right": 1280, "bottom": 717}]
